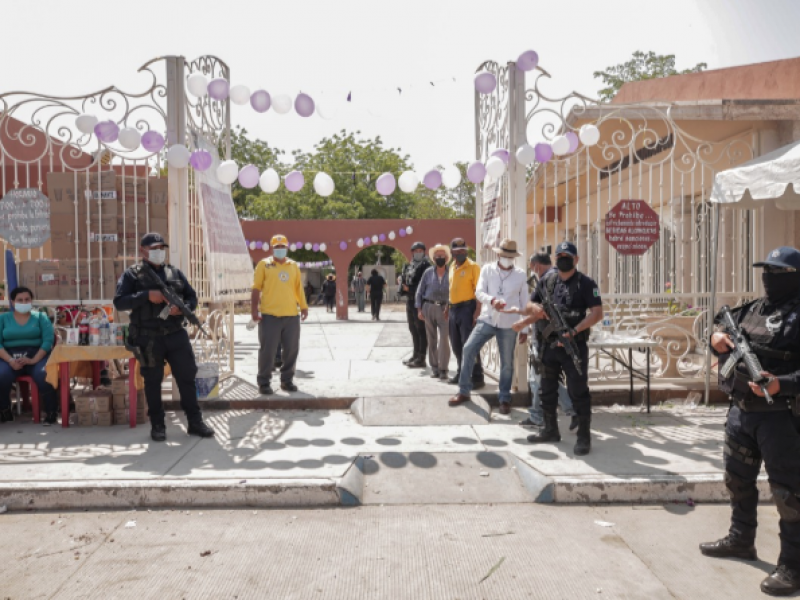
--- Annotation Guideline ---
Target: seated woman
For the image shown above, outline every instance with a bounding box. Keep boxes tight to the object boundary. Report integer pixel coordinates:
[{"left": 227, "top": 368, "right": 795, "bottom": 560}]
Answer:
[{"left": 0, "top": 287, "right": 57, "bottom": 425}]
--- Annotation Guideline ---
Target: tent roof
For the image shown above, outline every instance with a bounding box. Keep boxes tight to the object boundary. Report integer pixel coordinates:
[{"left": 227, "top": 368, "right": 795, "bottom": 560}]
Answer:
[{"left": 710, "top": 139, "right": 800, "bottom": 209}]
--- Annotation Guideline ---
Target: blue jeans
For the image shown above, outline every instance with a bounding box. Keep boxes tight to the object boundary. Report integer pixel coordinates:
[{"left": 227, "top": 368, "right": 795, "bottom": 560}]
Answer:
[
  {"left": 528, "top": 370, "right": 575, "bottom": 424},
  {"left": 458, "top": 321, "right": 517, "bottom": 403},
  {"left": 0, "top": 348, "right": 57, "bottom": 412}
]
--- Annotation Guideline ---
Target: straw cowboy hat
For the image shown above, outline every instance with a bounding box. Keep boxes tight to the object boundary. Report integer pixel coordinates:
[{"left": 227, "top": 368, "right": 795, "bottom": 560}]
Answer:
[
  {"left": 492, "top": 238, "right": 521, "bottom": 258},
  {"left": 429, "top": 243, "right": 452, "bottom": 262},
  {"left": 327, "top": 274, "right": 336, "bottom": 281}
]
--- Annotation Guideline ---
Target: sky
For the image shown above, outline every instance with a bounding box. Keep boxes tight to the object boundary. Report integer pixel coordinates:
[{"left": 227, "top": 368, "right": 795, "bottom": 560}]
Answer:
[{"left": 4, "top": 0, "right": 800, "bottom": 171}]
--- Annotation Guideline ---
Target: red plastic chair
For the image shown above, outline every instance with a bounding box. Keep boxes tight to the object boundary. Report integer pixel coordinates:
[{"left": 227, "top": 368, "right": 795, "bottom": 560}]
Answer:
[{"left": 17, "top": 336, "right": 59, "bottom": 424}]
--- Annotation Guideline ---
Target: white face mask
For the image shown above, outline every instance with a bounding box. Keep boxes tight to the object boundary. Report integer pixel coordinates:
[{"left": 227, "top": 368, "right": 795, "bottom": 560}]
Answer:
[
  {"left": 148, "top": 248, "right": 167, "bottom": 265},
  {"left": 14, "top": 302, "right": 32, "bottom": 314},
  {"left": 499, "top": 257, "right": 515, "bottom": 268}
]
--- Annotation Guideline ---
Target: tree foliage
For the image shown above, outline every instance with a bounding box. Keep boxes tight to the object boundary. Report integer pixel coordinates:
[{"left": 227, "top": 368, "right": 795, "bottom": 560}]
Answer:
[{"left": 593, "top": 51, "right": 707, "bottom": 102}]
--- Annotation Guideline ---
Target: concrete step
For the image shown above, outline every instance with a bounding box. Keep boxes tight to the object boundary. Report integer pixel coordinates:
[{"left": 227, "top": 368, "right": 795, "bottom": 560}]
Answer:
[{"left": 352, "top": 396, "right": 491, "bottom": 426}]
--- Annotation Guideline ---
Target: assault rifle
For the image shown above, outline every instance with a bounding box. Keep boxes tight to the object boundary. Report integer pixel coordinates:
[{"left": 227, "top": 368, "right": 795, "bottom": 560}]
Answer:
[
  {"left": 718, "top": 305, "right": 773, "bottom": 404},
  {"left": 539, "top": 277, "right": 583, "bottom": 376},
  {"left": 139, "top": 262, "right": 209, "bottom": 338}
]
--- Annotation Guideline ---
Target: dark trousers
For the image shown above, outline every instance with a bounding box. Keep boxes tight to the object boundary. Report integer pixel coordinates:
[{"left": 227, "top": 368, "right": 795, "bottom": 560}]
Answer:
[
  {"left": 371, "top": 294, "right": 383, "bottom": 318},
  {"left": 138, "top": 329, "right": 201, "bottom": 425},
  {"left": 406, "top": 297, "right": 427, "bottom": 358},
  {"left": 448, "top": 300, "right": 483, "bottom": 381},
  {"left": 540, "top": 342, "right": 591, "bottom": 417},
  {"left": 725, "top": 405, "right": 800, "bottom": 568},
  {"left": 325, "top": 295, "right": 335, "bottom": 310},
  {"left": 0, "top": 347, "right": 57, "bottom": 412},
  {"left": 258, "top": 314, "right": 300, "bottom": 386}
]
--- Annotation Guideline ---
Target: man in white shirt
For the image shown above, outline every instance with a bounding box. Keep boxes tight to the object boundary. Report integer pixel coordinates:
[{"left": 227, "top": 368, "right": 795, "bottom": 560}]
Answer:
[{"left": 448, "top": 239, "right": 529, "bottom": 414}]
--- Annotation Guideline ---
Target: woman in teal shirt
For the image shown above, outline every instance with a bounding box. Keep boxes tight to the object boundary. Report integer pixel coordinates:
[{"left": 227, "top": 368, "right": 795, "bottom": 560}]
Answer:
[{"left": 0, "top": 287, "right": 57, "bottom": 425}]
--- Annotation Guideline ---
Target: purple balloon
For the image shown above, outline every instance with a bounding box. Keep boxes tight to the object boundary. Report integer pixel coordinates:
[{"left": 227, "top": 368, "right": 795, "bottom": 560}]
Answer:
[
  {"left": 491, "top": 148, "right": 510, "bottom": 164},
  {"left": 189, "top": 150, "right": 213, "bottom": 171},
  {"left": 238, "top": 164, "right": 259, "bottom": 189},
  {"left": 295, "top": 93, "right": 315, "bottom": 117},
  {"left": 399, "top": 228, "right": 407, "bottom": 238},
  {"left": 517, "top": 50, "right": 539, "bottom": 72},
  {"left": 208, "top": 78, "right": 229, "bottom": 101},
  {"left": 295, "top": 240, "right": 301, "bottom": 248},
  {"left": 312, "top": 243, "right": 320, "bottom": 252},
  {"left": 379, "top": 233, "right": 386, "bottom": 242},
  {"left": 94, "top": 120, "right": 119, "bottom": 144},
  {"left": 250, "top": 90, "right": 271, "bottom": 113},
  {"left": 255, "top": 241, "right": 263, "bottom": 250},
  {"left": 423, "top": 169, "right": 442, "bottom": 190},
  {"left": 467, "top": 161, "right": 486, "bottom": 183},
  {"left": 339, "top": 241, "right": 347, "bottom": 251},
  {"left": 141, "top": 130, "right": 165, "bottom": 153},
  {"left": 363, "top": 236, "right": 371, "bottom": 246},
  {"left": 566, "top": 131, "right": 580, "bottom": 154},
  {"left": 376, "top": 172, "right": 396, "bottom": 196},
  {"left": 474, "top": 71, "right": 497, "bottom": 94},
  {"left": 534, "top": 143, "right": 553, "bottom": 163},
  {"left": 285, "top": 170, "right": 305, "bottom": 192}
]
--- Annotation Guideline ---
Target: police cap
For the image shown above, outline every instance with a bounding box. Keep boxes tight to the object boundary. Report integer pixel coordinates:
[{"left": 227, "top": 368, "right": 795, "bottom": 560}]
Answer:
[
  {"left": 753, "top": 246, "right": 800, "bottom": 270},
  {"left": 140, "top": 232, "right": 169, "bottom": 248},
  {"left": 555, "top": 241, "right": 577, "bottom": 256},
  {"left": 411, "top": 241, "right": 426, "bottom": 251}
]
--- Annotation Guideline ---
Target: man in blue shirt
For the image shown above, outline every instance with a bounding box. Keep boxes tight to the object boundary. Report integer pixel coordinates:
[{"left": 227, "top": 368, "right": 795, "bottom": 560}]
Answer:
[{"left": 416, "top": 244, "right": 452, "bottom": 380}]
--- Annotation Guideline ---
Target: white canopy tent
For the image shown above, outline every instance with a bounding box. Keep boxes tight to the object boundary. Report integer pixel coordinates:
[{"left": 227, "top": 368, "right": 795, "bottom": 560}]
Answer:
[{"left": 705, "top": 139, "right": 800, "bottom": 401}]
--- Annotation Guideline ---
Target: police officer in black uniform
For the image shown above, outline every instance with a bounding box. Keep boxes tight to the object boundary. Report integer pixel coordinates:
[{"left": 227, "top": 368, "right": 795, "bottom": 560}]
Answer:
[
  {"left": 700, "top": 246, "right": 800, "bottom": 597},
  {"left": 400, "top": 241, "right": 431, "bottom": 368},
  {"left": 519, "top": 241, "right": 603, "bottom": 455},
  {"left": 113, "top": 233, "right": 215, "bottom": 442}
]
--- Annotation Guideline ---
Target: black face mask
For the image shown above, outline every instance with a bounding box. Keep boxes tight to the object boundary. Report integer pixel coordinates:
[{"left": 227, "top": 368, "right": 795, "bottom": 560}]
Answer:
[
  {"left": 556, "top": 256, "right": 575, "bottom": 272},
  {"left": 453, "top": 253, "right": 467, "bottom": 265},
  {"left": 762, "top": 271, "right": 800, "bottom": 305},
  {"left": 434, "top": 257, "right": 447, "bottom": 267}
]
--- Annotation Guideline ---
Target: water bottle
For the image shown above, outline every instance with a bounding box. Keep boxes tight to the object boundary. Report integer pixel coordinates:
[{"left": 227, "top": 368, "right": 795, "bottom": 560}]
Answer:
[
  {"left": 99, "top": 313, "right": 111, "bottom": 346},
  {"left": 602, "top": 316, "right": 613, "bottom": 337},
  {"left": 89, "top": 314, "right": 100, "bottom": 346}
]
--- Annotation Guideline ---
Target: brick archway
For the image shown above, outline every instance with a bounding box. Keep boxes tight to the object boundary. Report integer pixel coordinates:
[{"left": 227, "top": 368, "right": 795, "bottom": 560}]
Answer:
[{"left": 240, "top": 219, "right": 476, "bottom": 320}]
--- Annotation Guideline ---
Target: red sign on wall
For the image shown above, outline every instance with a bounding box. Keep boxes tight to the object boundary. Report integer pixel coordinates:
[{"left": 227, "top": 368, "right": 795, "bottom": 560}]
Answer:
[{"left": 605, "top": 200, "right": 660, "bottom": 256}]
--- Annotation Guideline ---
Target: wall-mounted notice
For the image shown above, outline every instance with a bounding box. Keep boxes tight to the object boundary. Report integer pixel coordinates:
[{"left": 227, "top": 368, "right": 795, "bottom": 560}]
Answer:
[{"left": 605, "top": 200, "right": 660, "bottom": 256}]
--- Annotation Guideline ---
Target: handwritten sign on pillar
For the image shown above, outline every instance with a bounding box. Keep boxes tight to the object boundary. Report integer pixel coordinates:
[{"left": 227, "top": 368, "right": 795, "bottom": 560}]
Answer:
[{"left": 0, "top": 188, "right": 51, "bottom": 248}]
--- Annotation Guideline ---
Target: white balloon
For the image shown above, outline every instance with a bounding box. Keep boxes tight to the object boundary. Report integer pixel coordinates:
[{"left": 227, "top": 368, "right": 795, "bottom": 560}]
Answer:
[
  {"left": 249, "top": 241, "right": 256, "bottom": 251},
  {"left": 272, "top": 94, "right": 292, "bottom": 115},
  {"left": 388, "top": 231, "right": 396, "bottom": 240},
  {"left": 187, "top": 73, "right": 209, "bottom": 98},
  {"left": 552, "top": 135, "right": 570, "bottom": 156},
  {"left": 75, "top": 114, "right": 98, "bottom": 135},
  {"left": 216, "top": 159, "right": 239, "bottom": 185},
  {"left": 485, "top": 156, "right": 507, "bottom": 178},
  {"left": 406, "top": 226, "right": 414, "bottom": 234},
  {"left": 442, "top": 166, "right": 462, "bottom": 189},
  {"left": 118, "top": 127, "right": 141, "bottom": 150},
  {"left": 167, "top": 144, "right": 191, "bottom": 169},
  {"left": 371, "top": 235, "right": 378, "bottom": 243},
  {"left": 515, "top": 143, "right": 537, "bottom": 165},
  {"left": 305, "top": 243, "right": 312, "bottom": 251},
  {"left": 357, "top": 239, "right": 364, "bottom": 248},
  {"left": 229, "top": 85, "right": 251, "bottom": 106},
  {"left": 259, "top": 168, "right": 281, "bottom": 193},
  {"left": 579, "top": 124, "right": 601, "bottom": 146},
  {"left": 320, "top": 243, "right": 327, "bottom": 252},
  {"left": 290, "top": 244, "right": 297, "bottom": 252},
  {"left": 398, "top": 171, "right": 419, "bottom": 193},
  {"left": 313, "top": 172, "right": 335, "bottom": 197}
]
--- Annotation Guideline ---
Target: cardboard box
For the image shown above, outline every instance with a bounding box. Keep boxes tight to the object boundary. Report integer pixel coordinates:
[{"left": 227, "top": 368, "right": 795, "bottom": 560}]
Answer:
[
  {"left": 76, "top": 412, "right": 95, "bottom": 426},
  {"left": 111, "top": 376, "right": 129, "bottom": 396},
  {"left": 112, "top": 394, "right": 129, "bottom": 409},
  {"left": 76, "top": 390, "right": 112, "bottom": 413},
  {"left": 74, "top": 396, "right": 93, "bottom": 414},
  {"left": 90, "top": 258, "right": 116, "bottom": 300},
  {"left": 96, "top": 412, "right": 113, "bottom": 427},
  {"left": 135, "top": 410, "right": 148, "bottom": 425},
  {"left": 113, "top": 409, "right": 129, "bottom": 425},
  {"left": 46, "top": 171, "right": 118, "bottom": 216},
  {"left": 148, "top": 177, "right": 169, "bottom": 218},
  {"left": 149, "top": 217, "right": 169, "bottom": 242},
  {"left": 18, "top": 261, "right": 37, "bottom": 291},
  {"left": 59, "top": 259, "right": 90, "bottom": 301},
  {"left": 35, "top": 261, "right": 61, "bottom": 300},
  {"left": 114, "top": 258, "right": 137, "bottom": 282}
]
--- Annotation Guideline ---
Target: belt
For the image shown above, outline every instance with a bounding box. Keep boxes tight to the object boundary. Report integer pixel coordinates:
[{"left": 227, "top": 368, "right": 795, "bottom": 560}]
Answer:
[
  {"left": 449, "top": 299, "right": 476, "bottom": 308},
  {"left": 735, "top": 397, "right": 793, "bottom": 413},
  {"left": 137, "top": 324, "right": 181, "bottom": 336},
  {"left": 424, "top": 299, "right": 448, "bottom": 306}
]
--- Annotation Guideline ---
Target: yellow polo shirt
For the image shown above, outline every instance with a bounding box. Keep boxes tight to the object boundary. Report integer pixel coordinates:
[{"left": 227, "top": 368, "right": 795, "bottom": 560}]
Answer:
[
  {"left": 449, "top": 258, "right": 482, "bottom": 304},
  {"left": 252, "top": 257, "right": 308, "bottom": 317}
]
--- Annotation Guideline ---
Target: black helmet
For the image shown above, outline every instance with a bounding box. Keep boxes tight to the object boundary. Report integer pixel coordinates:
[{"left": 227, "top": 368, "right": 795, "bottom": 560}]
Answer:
[{"left": 411, "top": 241, "right": 426, "bottom": 251}]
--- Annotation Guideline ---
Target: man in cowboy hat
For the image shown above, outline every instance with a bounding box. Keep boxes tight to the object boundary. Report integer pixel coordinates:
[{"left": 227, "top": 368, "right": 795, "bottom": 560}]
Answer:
[
  {"left": 448, "top": 239, "right": 529, "bottom": 414},
  {"left": 508, "top": 241, "right": 603, "bottom": 456},
  {"left": 416, "top": 243, "right": 452, "bottom": 380},
  {"left": 251, "top": 234, "right": 309, "bottom": 396}
]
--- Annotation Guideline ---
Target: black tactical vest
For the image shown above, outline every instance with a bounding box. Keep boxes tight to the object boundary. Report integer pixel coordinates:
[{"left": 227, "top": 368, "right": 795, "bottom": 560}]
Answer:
[
  {"left": 536, "top": 273, "right": 589, "bottom": 342},
  {"left": 128, "top": 264, "right": 186, "bottom": 327}
]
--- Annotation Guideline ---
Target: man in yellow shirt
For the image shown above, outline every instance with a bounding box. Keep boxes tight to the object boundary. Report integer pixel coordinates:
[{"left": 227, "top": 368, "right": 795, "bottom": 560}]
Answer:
[
  {"left": 447, "top": 237, "right": 484, "bottom": 388},
  {"left": 251, "top": 235, "right": 309, "bottom": 395}
]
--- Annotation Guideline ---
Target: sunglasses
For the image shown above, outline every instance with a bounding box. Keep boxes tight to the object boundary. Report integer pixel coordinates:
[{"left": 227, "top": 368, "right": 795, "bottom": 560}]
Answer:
[{"left": 764, "top": 265, "right": 797, "bottom": 274}]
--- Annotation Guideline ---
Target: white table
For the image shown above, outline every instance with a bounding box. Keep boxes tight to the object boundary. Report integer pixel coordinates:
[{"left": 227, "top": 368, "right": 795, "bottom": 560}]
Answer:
[{"left": 588, "top": 337, "right": 660, "bottom": 412}]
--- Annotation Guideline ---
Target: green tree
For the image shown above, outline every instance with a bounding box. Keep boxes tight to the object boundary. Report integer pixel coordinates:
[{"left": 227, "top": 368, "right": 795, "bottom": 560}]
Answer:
[
  {"left": 593, "top": 51, "right": 707, "bottom": 102},
  {"left": 436, "top": 162, "right": 475, "bottom": 218},
  {"left": 225, "top": 126, "right": 284, "bottom": 218}
]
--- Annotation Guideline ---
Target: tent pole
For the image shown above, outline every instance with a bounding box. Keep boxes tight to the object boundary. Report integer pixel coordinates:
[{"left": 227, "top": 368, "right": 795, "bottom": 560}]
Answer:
[{"left": 705, "top": 202, "right": 721, "bottom": 406}]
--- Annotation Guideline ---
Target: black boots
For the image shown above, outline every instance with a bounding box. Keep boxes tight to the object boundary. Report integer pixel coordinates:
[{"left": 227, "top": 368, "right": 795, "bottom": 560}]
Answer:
[
  {"left": 187, "top": 419, "right": 215, "bottom": 438},
  {"left": 699, "top": 535, "right": 758, "bottom": 561},
  {"left": 527, "top": 412, "right": 561, "bottom": 443},
  {"left": 761, "top": 565, "right": 800, "bottom": 596},
  {"left": 151, "top": 423, "right": 167, "bottom": 442},
  {"left": 574, "top": 416, "right": 592, "bottom": 456}
]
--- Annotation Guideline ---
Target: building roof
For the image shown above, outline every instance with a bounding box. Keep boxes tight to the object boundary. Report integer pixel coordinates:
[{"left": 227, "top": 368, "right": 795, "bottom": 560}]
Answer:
[{"left": 613, "top": 56, "right": 800, "bottom": 104}]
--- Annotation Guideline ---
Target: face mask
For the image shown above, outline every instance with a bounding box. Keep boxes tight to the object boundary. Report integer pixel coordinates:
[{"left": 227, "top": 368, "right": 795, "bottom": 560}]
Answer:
[
  {"left": 499, "top": 257, "right": 515, "bottom": 268},
  {"left": 453, "top": 253, "right": 467, "bottom": 265},
  {"left": 556, "top": 256, "right": 575, "bottom": 272},
  {"left": 274, "top": 248, "right": 288, "bottom": 259},
  {"left": 148, "top": 249, "right": 167, "bottom": 265},
  {"left": 762, "top": 271, "right": 800, "bottom": 305},
  {"left": 14, "top": 303, "right": 32, "bottom": 314},
  {"left": 413, "top": 251, "right": 425, "bottom": 261},
  {"left": 434, "top": 257, "right": 447, "bottom": 267}
]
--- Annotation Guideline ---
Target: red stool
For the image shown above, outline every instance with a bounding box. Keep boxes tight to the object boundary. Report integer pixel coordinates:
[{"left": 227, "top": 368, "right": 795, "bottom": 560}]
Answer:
[{"left": 16, "top": 376, "right": 40, "bottom": 423}]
